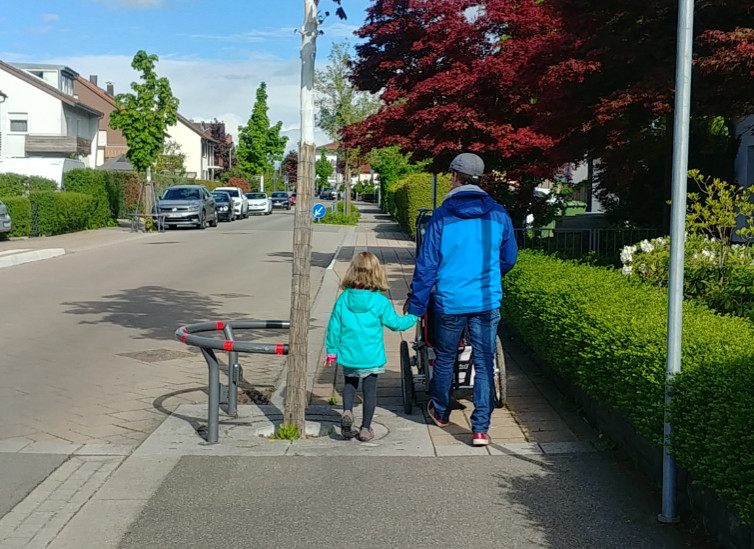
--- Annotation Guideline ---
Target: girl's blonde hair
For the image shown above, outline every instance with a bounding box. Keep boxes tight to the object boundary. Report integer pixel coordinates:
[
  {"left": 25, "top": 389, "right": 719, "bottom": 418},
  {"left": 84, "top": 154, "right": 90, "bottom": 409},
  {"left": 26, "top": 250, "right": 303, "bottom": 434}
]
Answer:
[{"left": 340, "top": 251, "right": 388, "bottom": 291}]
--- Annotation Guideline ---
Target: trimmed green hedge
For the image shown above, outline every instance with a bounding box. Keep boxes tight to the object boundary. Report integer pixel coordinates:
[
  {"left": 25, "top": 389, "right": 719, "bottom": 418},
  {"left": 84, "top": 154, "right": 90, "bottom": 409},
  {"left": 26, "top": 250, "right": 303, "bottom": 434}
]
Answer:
[
  {"left": 29, "top": 191, "right": 94, "bottom": 235},
  {"left": 0, "top": 196, "right": 31, "bottom": 237},
  {"left": 321, "top": 201, "right": 361, "bottom": 225},
  {"left": 502, "top": 250, "right": 754, "bottom": 524},
  {"left": 0, "top": 173, "right": 57, "bottom": 197},
  {"left": 63, "top": 169, "right": 114, "bottom": 228},
  {"left": 392, "top": 173, "right": 451, "bottom": 238}
]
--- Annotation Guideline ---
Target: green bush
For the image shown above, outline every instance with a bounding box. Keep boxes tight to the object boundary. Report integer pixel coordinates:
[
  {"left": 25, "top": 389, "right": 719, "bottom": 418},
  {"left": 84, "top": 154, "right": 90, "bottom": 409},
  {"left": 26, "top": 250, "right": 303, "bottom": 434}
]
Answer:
[
  {"left": 0, "top": 173, "right": 57, "bottom": 197},
  {"left": 321, "top": 201, "right": 360, "bottom": 225},
  {"left": 101, "top": 171, "right": 139, "bottom": 217},
  {"left": 0, "top": 196, "right": 31, "bottom": 237},
  {"left": 29, "top": 191, "right": 93, "bottom": 235},
  {"left": 62, "top": 169, "right": 113, "bottom": 228},
  {"left": 502, "top": 250, "right": 754, "bottom": 524},
  {"left": 392, "top": 173, "right": 451, "bottom": 238}
]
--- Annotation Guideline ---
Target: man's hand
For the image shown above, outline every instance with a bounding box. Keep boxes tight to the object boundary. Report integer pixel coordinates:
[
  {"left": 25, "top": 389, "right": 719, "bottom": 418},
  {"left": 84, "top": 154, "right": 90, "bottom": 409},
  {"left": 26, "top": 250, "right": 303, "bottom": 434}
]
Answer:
[{"left": 403, "top": 292, "right": 411, "bottom": 315}]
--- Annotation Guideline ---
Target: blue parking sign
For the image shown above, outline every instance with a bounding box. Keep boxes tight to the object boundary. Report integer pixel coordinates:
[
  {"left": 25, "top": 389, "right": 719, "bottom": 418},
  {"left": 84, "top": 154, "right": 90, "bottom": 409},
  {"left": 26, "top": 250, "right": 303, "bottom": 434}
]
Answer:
[{"left": 312, "top": 204, "right": 326, "bottom": 219}]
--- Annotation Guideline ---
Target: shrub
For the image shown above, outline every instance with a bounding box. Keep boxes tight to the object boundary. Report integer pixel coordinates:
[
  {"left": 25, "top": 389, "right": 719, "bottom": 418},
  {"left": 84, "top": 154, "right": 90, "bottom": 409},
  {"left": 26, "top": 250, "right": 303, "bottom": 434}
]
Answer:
[
  {"left": 101, "top": 171, "right": 140, "bottom": 217},
  {"left": 392, "top": 173, "right": 451, "bottom": 238},
  {"left": 196, "top": 179, "right": 226, "bottom": 192},
  {"left": 63, "top": 169, "right": 114, "bottom": 229},
  {"left": 320, "top": 201, "right": 360, "bottom": 226},
  {"left": 226, "top": 177, "right": 251, "bottom": 194},
  {"left": 0, "top": 173, "right": 57, "bottom": 196},
  {"left": 0, "top": 196, "right": 31, "bottom": 237},
  {"left": 29, "top": 191, "right": 93, "bottom": 235},
  {"left": 502, "top": 250, "right": 754, "bottom": 523}
]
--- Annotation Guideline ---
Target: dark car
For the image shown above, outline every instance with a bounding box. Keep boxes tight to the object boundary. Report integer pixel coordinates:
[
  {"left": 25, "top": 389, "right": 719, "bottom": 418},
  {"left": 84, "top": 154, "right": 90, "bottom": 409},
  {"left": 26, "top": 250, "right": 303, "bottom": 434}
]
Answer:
[
  {"left": 270, "top": 192, "right": 291, "bottom": 210},
  {"left": 211, "top": 191, "right": 235, "bottom": 222},
  {"left": 157, "top": 185, "right": 217, "bottom": 229},
  {"left": 290, "top": 192, "right": 296, "bottom": 206},
  {"left": 319, "top": 188, "right": 333, "bottom": 199}
]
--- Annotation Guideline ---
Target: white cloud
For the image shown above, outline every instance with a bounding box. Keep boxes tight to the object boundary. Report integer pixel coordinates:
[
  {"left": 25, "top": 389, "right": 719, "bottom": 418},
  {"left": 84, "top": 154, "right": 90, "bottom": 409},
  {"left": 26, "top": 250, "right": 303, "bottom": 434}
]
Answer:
[
  {"left": 90, "top": 0, "right": 168, "bottom": 8},
  {"left": 29, "top": 53, "right": 334, "bottom": 150},
  {"left": 42, "top": 14, "right": 60, "bottom": 22}
]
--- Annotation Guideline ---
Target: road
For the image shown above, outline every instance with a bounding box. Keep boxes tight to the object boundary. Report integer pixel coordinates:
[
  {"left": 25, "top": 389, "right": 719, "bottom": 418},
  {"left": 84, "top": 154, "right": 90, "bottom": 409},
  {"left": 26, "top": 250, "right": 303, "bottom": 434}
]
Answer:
[{"left": 0, "top": 209, "right": 345, "bottom": 451}]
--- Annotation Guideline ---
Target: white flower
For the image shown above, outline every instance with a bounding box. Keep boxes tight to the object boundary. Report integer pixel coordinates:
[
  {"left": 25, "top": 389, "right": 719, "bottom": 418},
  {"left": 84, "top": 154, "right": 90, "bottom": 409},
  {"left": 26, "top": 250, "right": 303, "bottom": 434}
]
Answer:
[
  {"left": 622, "top": 265, "right": 633, "bottom": 275},
  {"left": 638, "top": 263, "right": 647, "bottom": 274},
  {"left": 640, "top": 239, "right": 654, "bottom": 253},
  {"left": 620, "top": 245, "right": 637, "bottom": 264}
]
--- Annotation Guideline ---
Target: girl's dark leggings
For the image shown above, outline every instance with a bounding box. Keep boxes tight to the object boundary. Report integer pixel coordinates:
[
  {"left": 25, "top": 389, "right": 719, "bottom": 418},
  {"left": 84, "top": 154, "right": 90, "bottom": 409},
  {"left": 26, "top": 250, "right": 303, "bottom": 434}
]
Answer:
[{"left": 343, "top": 374, "right": 378, "bottom": 429}]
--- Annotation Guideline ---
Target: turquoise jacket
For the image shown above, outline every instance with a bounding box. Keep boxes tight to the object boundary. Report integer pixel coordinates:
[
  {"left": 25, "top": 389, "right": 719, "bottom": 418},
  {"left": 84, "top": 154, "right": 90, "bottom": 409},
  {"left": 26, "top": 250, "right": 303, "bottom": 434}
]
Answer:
[{"left": 326, "top": 289, "right": 418, "bottom": 368}]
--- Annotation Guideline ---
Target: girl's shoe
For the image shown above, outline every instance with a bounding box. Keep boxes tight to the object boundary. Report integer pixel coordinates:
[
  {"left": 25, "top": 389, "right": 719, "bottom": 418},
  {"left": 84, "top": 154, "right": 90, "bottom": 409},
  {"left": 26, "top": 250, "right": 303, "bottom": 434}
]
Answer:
[
  {"left": 341, "top": 411, "right": 357, "bottom": 439},
  {"left": 357, "top": 427, "right": 374, "bottom": 442}
]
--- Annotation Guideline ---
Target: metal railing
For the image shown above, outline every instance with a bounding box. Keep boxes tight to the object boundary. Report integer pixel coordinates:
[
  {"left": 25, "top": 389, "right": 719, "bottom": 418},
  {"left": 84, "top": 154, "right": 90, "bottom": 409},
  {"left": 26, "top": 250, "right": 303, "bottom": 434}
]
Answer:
[
  {"left": 514, "top": 228, "right": 661, "bottom": 259},
  {"left": 175, "top": 320, "right": 290, "bottom": 444}
]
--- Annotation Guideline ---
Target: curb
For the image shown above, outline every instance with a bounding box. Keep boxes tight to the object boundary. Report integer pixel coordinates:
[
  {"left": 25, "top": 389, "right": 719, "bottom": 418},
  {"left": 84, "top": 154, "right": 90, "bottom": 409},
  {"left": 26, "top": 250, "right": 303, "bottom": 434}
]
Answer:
[{"left": 0, "top": 248, "right": 65, "bottom": 269}]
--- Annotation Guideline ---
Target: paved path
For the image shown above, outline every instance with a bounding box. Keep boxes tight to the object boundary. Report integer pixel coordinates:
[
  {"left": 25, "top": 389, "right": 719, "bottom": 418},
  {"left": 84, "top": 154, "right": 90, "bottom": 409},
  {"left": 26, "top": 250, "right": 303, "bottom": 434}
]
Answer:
[{"left": 0, "top": 203, "right": 716, "bottom": 548}]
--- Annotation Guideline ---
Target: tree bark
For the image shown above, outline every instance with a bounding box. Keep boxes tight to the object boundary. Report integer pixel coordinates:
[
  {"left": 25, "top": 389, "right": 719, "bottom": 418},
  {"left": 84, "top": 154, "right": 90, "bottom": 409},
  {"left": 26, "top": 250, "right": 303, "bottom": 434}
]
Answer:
[
  {"left": 344, "top": 151, "right": 352, "bottom": 216},
  {"left": 285, "top": 0, "right": 318, "bottom": 435}
]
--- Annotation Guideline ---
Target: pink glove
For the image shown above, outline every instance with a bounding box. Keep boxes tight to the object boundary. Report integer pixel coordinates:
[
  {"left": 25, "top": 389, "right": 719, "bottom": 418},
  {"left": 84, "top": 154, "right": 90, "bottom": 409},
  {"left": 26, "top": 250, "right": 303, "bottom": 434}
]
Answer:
[{"left": 325, "top": 354, "right": 337, "bottom": 366}]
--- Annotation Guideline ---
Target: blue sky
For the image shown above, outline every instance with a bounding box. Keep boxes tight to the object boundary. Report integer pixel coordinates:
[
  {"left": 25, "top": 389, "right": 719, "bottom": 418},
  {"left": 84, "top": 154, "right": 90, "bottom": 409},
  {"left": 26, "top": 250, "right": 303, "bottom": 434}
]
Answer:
[{"left": 0, "top": 0, "right": 374, "bottom": 147}]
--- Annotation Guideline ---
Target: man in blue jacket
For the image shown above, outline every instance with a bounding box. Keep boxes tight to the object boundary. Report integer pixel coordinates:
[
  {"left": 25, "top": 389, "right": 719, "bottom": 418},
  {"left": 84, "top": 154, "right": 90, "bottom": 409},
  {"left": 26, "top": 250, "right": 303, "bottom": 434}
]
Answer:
[{"left": 407, "top": 153, "right": 518, "bottom": 446}]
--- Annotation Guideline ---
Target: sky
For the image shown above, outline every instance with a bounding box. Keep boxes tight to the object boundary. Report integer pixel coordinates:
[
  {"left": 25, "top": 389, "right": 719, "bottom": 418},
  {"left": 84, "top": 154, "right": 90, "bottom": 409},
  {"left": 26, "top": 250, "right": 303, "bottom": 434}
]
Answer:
[{"left": 0, "top": 0, "right": 374, "bottom": 148}]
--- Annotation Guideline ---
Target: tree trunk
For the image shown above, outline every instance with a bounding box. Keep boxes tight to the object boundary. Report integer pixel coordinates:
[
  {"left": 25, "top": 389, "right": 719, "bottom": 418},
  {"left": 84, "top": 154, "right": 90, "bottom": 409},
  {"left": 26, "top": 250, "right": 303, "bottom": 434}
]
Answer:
[
  {"left": 344, "top": 153, "right": 352, "bottom": 216},
  {"left": 285, "top": 0, "right": 318, "bottom": 436},
  {"left": 145, "top": 166, "right": 155, "bottom": 217}
]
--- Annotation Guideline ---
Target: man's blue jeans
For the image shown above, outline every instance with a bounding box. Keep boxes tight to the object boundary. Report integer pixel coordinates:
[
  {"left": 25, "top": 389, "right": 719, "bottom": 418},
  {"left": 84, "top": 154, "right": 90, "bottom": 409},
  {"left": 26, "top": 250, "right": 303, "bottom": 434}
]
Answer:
[{"left": 430, "top": 308, "right": 500, "bottom": 434}]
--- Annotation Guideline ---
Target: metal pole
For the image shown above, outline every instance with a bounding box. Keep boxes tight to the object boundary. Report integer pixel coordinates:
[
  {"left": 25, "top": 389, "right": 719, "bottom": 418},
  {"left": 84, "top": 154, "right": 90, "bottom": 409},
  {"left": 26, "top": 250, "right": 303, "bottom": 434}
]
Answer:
[
  {"left": 432, "top": 173, "right": 437, "bottom": 209},
  {"left": 659, "top": 0, "right": 694, "bottom": 524},
  {"left": 201, "top": 348, "right": 220, "bottom": 444}
]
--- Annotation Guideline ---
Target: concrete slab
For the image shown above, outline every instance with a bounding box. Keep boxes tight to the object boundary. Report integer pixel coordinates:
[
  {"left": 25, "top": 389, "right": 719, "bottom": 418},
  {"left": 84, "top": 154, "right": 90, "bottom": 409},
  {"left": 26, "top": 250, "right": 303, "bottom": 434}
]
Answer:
[
  {"left": 0, "top": 248, "right": 65, "bottom": 269},
  {"left": 0, "top": 453, "right": 68, "bottom": 518}
]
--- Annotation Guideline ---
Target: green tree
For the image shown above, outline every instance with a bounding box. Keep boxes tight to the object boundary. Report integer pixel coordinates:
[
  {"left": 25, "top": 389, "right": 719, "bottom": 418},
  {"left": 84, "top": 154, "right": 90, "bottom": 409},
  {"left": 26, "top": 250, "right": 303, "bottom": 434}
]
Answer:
[
  {"left": 316, "top": 150, "right": 334, "bottom": 189},
  {"left": 154, "top": 139, "right": 186, "bottom": 176},
  {"left": 109, "top": 50, "right": 179, "bottom": 214},
  {"left": 237, "top": 82, "right": 289, "bottom": 176},
  {"left": 315, "top": 41, "right": 380, "bottom": 214}
]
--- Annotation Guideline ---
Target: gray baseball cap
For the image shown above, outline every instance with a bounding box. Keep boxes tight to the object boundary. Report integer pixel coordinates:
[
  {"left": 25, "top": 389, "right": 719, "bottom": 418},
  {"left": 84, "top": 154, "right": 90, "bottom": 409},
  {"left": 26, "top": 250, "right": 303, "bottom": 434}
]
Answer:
[{"left": 449, "top": 153, "right": 484, "bottom": 178}]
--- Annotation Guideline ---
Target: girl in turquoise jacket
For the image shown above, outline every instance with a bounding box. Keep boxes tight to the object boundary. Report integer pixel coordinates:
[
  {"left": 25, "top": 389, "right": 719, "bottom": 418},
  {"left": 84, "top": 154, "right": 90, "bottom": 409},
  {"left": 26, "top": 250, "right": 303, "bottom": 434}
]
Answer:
[{"left": 326, "top": 252, "right": 418, "bottom": 441}]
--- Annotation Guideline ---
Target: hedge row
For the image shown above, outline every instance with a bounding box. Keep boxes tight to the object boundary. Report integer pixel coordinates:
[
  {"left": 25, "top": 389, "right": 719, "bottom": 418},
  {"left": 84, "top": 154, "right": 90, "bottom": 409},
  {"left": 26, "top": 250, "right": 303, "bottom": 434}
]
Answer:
[
  {"left": 501, "top": 250, "right": 754, "bottom": 524},
  {"left": 321, "top": 201, "right": 361, "bottom": 226},
  {"left": 0, "top": 173, "right": 57, "bottom": 197},
  {"left": 389, "top": 173, "right": 451, "bottom": 238},
  {"left": 1, "top": 196, "right": 31, "bottom": 237}
]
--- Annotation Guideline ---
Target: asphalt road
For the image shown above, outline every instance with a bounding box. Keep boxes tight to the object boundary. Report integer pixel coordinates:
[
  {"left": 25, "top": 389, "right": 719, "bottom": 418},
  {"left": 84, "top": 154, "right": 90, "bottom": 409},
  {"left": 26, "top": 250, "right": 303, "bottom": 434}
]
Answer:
[{"left": 0, "top": 209, "right": 344, "bottom": 448}]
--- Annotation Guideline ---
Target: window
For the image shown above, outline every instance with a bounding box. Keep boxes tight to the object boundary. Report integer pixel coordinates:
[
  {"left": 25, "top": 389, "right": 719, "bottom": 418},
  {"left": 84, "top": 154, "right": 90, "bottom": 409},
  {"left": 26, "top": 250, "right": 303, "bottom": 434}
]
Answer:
[{"left": 9, "top": 113, "right": 28, "bottom": 133}]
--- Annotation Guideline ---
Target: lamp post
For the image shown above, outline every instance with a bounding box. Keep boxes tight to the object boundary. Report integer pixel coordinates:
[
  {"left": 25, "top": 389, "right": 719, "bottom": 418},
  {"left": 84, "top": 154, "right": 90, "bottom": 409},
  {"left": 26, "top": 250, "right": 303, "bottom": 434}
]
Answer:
[{"left": 659, "top": 0, "right": 695, "bottom": 524}]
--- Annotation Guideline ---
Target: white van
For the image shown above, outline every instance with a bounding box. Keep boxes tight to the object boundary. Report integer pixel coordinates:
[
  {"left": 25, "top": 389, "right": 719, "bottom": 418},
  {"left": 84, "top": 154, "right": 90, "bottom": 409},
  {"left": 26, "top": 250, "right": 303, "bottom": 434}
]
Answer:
[{"left": 213, "top": 187, "right": 249, "bottom": 218}]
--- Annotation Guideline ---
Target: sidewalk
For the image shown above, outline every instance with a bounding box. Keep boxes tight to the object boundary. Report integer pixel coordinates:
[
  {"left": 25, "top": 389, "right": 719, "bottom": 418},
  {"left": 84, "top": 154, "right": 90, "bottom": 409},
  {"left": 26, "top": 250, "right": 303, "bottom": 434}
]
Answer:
[{"left": 0, "top": 203, "right": 715, "bottom": 548}]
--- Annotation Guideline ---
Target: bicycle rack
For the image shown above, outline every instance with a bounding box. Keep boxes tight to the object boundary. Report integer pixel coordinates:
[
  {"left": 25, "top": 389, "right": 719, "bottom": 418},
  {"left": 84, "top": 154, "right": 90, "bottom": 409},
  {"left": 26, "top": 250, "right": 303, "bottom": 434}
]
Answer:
[{"left": 175, "top": 320, "right": 290, "bottom": 444}]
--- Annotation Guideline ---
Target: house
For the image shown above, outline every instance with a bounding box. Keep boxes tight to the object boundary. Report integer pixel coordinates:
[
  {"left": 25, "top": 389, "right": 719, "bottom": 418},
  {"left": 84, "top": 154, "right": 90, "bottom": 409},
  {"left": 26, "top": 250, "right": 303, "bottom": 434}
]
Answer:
[
  {"left": 315, "top": 142, "right": 341, "bottom": 187},
  {"left": 75, "top": 76, "right": 219, "bottom": 179},
  {"left": 0, "top": 61, "right": 102, "bottom": 185}
]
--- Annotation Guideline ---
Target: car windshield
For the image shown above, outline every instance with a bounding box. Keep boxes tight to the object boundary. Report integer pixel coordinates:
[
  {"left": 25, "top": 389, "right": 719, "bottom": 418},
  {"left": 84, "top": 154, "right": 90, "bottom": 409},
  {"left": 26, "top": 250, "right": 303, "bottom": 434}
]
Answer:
[
  {"left": 271, "top": 192, "right": 287, "bottom": 198},
  {"left": 212, "top": 193, "right": 230, "bottom": 202},
  {"left": 163, "top": 188, "right": 200, "bottom": 200},
  {"left": 247, "top": 193, "right": 266, "bottom": 199},
  {"left": 219, "top": 188, "right": 240, "bottom": 197}
]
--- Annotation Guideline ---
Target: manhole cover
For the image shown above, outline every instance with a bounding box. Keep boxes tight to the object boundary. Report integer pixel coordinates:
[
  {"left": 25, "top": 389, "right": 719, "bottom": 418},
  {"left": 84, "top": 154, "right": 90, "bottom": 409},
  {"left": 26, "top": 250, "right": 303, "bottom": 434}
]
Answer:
[{"left": 117, "top": 349, "right": 196, "bottom": 363}]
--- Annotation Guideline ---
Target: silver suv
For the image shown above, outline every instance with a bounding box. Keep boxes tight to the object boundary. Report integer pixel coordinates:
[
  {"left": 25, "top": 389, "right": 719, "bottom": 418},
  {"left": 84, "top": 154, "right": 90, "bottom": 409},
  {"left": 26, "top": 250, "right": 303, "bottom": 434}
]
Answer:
[
  {"left": 156, "top": 185, "right": 218, "bottom": 229},
  {"left": 0, "top": 199, "right": 12, "bottom": 234}
]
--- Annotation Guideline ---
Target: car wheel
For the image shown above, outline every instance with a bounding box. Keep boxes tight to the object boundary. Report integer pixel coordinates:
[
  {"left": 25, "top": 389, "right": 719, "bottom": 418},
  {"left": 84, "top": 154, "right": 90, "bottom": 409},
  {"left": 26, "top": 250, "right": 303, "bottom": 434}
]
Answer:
[
  {"left": 209, "top": 212, "right": 218, "bottom": 227},
  {"left": 197, "top": 211, "right": 206, "bottom": 230}
]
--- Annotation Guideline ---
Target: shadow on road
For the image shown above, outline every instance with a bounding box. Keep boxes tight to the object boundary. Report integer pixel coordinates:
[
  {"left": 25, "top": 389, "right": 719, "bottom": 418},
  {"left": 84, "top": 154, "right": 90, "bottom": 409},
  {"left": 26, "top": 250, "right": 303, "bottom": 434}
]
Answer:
[{"left": 62, "top": 285, "right": 246, "bottom": 341}]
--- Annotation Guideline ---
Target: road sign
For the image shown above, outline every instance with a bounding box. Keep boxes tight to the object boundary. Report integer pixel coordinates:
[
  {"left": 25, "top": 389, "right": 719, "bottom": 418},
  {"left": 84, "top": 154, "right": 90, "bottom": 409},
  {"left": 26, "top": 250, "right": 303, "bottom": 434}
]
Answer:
[{"left": 312, "top": 204, "right": 326, "bottom": 219}]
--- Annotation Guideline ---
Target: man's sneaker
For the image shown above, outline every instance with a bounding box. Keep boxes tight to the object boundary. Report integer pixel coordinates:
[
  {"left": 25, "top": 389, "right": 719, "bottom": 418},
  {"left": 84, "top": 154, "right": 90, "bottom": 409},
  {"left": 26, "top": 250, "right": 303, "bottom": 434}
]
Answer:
[
  {"left": 341, "top": 410, "right": 357, "bottom": 439},
  {"left": 427, "top": 401, "right": 449, "bottom": 427},
  {"left": 472, "top": 433, "right": 490, "bottom": 446}
]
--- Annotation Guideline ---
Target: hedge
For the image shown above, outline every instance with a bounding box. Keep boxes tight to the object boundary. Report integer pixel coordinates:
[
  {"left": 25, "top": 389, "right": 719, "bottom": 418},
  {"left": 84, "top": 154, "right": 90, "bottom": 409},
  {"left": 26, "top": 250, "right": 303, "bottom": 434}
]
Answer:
[
  {"left": 0, "top": 173, "right": 57, "bottom": 197},
  {"left": 320, "top": 201, "right": 360, "bottom": 225},
  {"left": 0, "top": 196, "right": 31, "bottom": 237},
  {"left": 391, "top": 173, "right": 451, "bottom": 238},
  {"left": 501, "top": 250, "right": 754, "bottom": 524},
  {"left": 63, "top": 169, "right": 114, "bottom": 228},
  {"left": 29, "top": 191, "right": 93, "bottom": 235}
]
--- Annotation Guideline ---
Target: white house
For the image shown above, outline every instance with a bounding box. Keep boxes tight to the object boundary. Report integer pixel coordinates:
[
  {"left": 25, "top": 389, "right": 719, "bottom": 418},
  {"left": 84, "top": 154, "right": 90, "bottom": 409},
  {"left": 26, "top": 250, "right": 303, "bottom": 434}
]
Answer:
[
  {"left": 169, "top": 116, "right": 218, "bottom": 180},
  {"left": 0, "top": 61, "right": 102, "bottom": 185}
]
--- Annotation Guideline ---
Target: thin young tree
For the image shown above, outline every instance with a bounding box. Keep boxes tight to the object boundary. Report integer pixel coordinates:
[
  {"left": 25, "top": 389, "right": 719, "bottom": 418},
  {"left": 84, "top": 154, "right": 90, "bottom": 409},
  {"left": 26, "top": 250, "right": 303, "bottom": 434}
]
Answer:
[
  {"left": 109, "top": 50, "right": 179, "bottom": 216},
  {"left": 315, "top": 40, "right": 380, "bottom": 215}
]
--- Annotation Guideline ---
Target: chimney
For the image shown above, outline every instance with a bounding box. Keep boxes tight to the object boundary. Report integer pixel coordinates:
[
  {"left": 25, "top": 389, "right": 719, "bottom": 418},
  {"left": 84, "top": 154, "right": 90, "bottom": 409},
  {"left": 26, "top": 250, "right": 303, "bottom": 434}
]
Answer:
[
  {"left": 106, "top": 82, "right": 114, "bottom": 96},
  {"left": 89, "top": 75, "right": 98, "bottom": 86}
]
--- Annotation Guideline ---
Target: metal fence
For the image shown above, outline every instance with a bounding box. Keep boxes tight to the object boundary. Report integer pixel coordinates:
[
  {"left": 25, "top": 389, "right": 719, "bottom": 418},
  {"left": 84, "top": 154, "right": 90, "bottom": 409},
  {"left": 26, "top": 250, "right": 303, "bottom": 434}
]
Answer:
[{"left": 514, "top": 228, "right": 661, "bottom": 260}]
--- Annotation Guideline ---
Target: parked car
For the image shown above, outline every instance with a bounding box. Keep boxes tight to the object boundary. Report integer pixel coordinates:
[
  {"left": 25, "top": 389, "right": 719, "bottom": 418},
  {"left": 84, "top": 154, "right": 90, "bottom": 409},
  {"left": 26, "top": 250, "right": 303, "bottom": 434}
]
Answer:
[
  {"left": 214, "top": 186, "right": 249, "bottom": 218},
  {"left": 211, "top": 191, "right": 235, "bottom": 222},
  {"left": 290, "top": 192, "right": 296, "bottom": 206},
  {"left": 156, "top": 185, "right": 217, "bottom": 229},
  {"left": 0, "top": 199, "right": 12, "bottom": 234},
  {"left": 245, "top": 192, "right": 272, "bottom": 215},
  {"left": 270, "top": 192, "right": 291, "bottom": 210},
  {"left": 319, "top": 188, "right": 333, "bottom": 199}
]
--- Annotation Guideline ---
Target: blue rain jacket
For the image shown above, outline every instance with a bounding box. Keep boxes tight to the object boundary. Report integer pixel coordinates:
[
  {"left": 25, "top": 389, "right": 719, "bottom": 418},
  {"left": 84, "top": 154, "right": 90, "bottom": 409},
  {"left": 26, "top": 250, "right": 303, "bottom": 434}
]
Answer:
[{"left": 407, "top": 185, "right": 518, "bottom": 316}]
